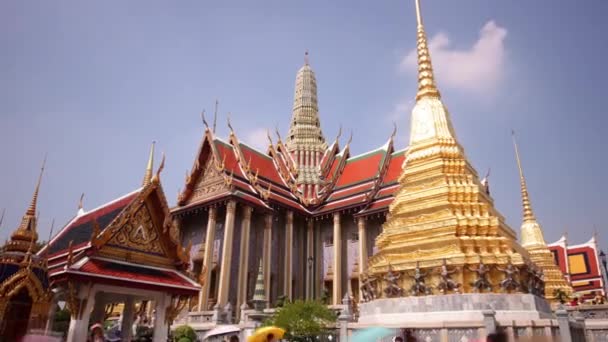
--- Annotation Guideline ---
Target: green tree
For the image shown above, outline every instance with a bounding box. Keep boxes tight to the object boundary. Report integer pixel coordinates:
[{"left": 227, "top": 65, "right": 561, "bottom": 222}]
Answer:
[
  {"left": 173, "top": 325, "right": 197, "bottom": 342},
  {"left": 264, "top": 300, "right": 337, "bottom": 341}
]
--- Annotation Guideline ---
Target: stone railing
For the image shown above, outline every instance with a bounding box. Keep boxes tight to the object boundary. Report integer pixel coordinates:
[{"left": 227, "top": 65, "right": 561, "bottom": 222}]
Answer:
[{"left": 567, "top": 304, "right": 608, "bottom": 320}]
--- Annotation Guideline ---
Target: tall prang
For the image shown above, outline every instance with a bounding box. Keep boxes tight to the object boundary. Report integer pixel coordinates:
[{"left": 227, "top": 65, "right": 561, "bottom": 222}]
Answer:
[
  {"left": 367, "top": 0, "right": 534, "bottom": 293},
  {"left": 512, "top": 132, "right": 573, "bottom": 302},
  {"left": 285, "top": 52, "right": 328, "bottom": 199}
]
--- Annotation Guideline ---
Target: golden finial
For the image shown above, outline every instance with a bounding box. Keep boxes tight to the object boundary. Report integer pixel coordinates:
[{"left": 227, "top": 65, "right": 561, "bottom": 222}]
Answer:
[
  {"left": 266, "top": 129, "right": 273, "bottom": 146},
  {"left": 201, "top": 110, "right": 209, "bottom": 129},
  {"left": 213, "top": 99, "right": 219, "bottom": 133},
  {"left": 142, "top": 142, "right": 155, "bottom": 187},
  {"left": 153, "top": 152, "right": 166, "bottom": 183},
  {"left": 414, "top": 0, "right": 441, "bottom": 101},
  {"left": 391, "top": 122, "right": 398, "bottom": 139},
  {"left": 511, "top": 130, "right": 536, "bottom": 223},
  {"left": 275, "top": 125, "right": 283, "bottom": 142},
  {"left": 304, "top": 50, "right": 310, "bottom": 66},
  {"left": 26, "top": 155, "right": 47, "bottom": 218},
  {"left": 0, "top": 208, "right": 5, "bottom": 230},
  {"left": 78, "top": 193, "right": 85, "bottom": 211},
  {"left": 227, "top": 113, "right": 234, "bottom": 133}
]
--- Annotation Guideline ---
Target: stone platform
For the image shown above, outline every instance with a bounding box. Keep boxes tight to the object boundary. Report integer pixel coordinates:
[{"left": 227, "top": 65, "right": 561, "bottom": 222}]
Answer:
[{"left": 357, "top": 293, "right": 553, "bottom": 326}]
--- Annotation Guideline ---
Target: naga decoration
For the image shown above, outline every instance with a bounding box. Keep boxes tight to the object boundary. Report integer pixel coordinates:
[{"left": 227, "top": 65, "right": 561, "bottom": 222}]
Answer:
[
  {"left": 496, "top": 260, "right": 520, "bottom": 293},
  {"left": 436, "top": 259, "right": 460, "bottom": 294},
  {"left": 383, "top": 265, "right": 403, "bottom": 298},
  {"left": 409, "top": 262, "right": 431, "bottom": 296},
  {"left": 467, "top": 261, "right": 492, "bottom": 293}
]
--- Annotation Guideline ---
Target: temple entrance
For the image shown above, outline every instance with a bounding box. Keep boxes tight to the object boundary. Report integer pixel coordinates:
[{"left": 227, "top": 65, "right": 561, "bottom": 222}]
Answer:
[{"left": 1, "top": 289, "right": 33, "bottom": 342}]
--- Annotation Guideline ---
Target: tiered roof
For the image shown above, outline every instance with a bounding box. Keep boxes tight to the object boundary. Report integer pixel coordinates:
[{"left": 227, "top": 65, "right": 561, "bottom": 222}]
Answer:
[{"left": 174, "top": 122, "right": 405, "bottom": 218}]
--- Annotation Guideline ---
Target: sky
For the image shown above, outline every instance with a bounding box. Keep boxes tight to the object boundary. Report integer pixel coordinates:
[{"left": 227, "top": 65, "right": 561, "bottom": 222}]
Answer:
[{"left": 1, "top": 0, "right": 607, "bottom": 251}]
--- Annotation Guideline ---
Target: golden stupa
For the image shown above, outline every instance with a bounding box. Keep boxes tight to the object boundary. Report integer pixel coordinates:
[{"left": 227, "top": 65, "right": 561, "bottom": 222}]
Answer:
[
  {"left": 367, "top": 0, "right": 547, "bottom": 297},
  {"left": 512, "top": 133, "right": 573, "bottom": 301}
]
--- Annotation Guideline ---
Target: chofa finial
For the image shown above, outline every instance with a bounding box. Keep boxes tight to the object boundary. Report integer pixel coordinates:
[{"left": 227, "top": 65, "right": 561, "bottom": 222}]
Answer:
[{"left": 142, "top": 141, "right": 156, "bottom": 187}]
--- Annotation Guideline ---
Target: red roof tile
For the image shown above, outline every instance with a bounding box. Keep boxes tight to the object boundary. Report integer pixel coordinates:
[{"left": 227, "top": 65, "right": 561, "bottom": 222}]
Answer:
[
  {"left": 335, "top": 152, "right": 383, "bottom": 188},
  {"left": 239, "top": 144, "right": 286, "bottom": 186},
  {"left": 77, "top": 258, "right": 198, "bottom": 291},
  {"left": 382, "top": 151, "right": 405, "bottom": 185}
]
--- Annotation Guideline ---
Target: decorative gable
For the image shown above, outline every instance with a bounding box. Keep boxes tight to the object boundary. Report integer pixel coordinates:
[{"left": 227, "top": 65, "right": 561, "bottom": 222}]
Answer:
[
  {"left": 188, "top": 156, "right": 230, "bottom": 205},
  {"left": 106, "top": 203, "right": 165, "bottom": 256}
]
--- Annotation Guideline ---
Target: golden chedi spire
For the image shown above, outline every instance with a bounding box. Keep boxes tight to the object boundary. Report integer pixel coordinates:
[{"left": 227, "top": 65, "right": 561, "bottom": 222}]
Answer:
[
  {"left": 511, "top": 131, "right": 545, "bottom": 247},
  {"left": 142, "top": 141, "right": 155, "bottom": 187},
  {"left": 512, "top": 131, "right": 572, "bottom": 302},
  {"left": 368, "top": 0, "right": 533, "bottom": 295},
  {"left": 6, "top": 157, "right": 46, "bottom": 253}
]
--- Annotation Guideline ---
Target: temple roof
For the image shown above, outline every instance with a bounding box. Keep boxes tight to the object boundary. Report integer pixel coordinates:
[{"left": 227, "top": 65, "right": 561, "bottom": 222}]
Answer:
[
  {"left": 42, "top": 147, "right": 198, "bottom": 295},
  {"left": 174, "top": 123, "right": 405, "bottom": 217}
]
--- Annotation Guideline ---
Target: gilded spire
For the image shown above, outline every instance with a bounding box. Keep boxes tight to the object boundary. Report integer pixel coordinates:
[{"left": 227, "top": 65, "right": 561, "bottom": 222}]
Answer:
[
  {"left": 414, "top": 0, "right": 440, "bottom": 100},
  {"left": 26, "top": 156, "right": 46, "bottom": 217},
  {"left": 285, "top": 51, "right": 328, "bottom": 192},
  {"left": 0, "top": 208, "right": 5, "bottom": 230},
  {"left": 512, "top": 131, "right": 547, "bottom": 247},
  {"left": 6, "top": 157, "right": 46, "bottom": 252},
  {"left": 512, "top": 131, "right": 536, "bottom": 223},
  {"left": 142, "top": 141, "right": 155, "bottom": 187}
]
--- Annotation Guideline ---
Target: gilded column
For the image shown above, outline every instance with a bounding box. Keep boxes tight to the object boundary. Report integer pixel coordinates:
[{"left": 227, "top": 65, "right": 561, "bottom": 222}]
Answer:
[
  {"left": 263, "top": 213, "right": 273, "bottom": 306},
  {"left": 236, "top": 206, "right": 253, "bottom": 314},
  {"left": 216, "top": 200, "right": 237, "bottom": 308},
  {"left": 332, "top": 212, "right": 342, "bottom": 305},
  {"left": 284, "top": 211, "right": 294, "bottom": 300},
  {"left": 306, "top": 220, "right": 314, "bottom": 299},
  {"left": 199, "top": 206, "right": 217, "bottom": 311},
  {"left": 357, "top": 217, "right": 368, "bottom": 273}
]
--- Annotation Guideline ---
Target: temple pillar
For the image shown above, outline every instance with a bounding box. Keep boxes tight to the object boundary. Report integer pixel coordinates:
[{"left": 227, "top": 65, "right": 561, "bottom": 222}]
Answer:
[
  {"left": 66, "top": 285, "right": 97, "bottom": 342},
  {"left": 217, "top": 200, "right": 237, "bottom": 308},
  {"left": 198, "top": 206, "right": 217, "bottom": 311},
  {"left": 121, "top": 296, "right": 135, "bottom": 342},
  {"left": 236, "top": 205, "right": 253, "bottom": 317},
  {"left": 284, "top": 211, "right": 294, "bottom": 300},
  {"left": 306, "top": 219, "right": 314, "bottom": 300},
  {"left": 357, "top": 216, "right": 368, "bottom": 301},
  {"left": 153, "top": 294, "right": 169, "bottom": 342},
  {"left": 333, "top": 212, "right": 342, "bottom": 305},
  {"left": 263, "top": 213, "right": 273, "bottom": 307}
]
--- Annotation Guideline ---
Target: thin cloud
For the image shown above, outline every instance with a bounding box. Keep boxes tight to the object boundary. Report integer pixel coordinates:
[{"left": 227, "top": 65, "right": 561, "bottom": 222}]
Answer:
[
  {"left": 245, "top": 128, "right": 269, "bottom": 151},
  {"left": 401, "top": 21, "right": 508, "bottom": 94}
]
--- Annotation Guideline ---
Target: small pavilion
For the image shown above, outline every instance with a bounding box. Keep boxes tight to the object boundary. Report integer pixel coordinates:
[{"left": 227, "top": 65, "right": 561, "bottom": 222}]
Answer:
[{"left": 40, "top": 145, "right": 200, "bottom": 341}]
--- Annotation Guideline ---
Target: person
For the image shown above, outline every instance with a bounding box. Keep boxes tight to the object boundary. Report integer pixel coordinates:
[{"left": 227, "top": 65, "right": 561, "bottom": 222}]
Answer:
[
  {"left": 486, "top": 332, "right": 507, "bottom": 342},
  {"left": 229, "top": 336, "right": 239, "bottom": 342},
  {"left": 89, "top": 323, "right": 105, "bottom": 342}
]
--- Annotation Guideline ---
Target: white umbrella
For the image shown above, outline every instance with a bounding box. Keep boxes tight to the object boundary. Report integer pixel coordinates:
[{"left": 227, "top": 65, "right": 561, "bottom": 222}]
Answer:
[{"left": 202, "top": 325, "right": 241, "bottom": 341}]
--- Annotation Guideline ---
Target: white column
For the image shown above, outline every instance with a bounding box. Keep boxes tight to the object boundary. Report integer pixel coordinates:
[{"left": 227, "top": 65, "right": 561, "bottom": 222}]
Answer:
[
  {"left": 152, "top": 294, "right": 169, "bottom": 342},
  {"left": 263, "top": 214, "right": 273, "bottom": 306},
  {"left": 66, "top": 285, "right": 97, "bottom": 342},
  {"left": 217, "top": 200, "right": 237, "bottom": 308},
  {"left": 121, "top": 297, "right": 135, "bottom": 342},
  {"left": 306, "top": 220, "right": 314, "bottom": 300},
  {"left": 237, "top": 205, "right": 253, "bottom": 316},
  {"left": 198, "top": 206, "right": 217, "bottom": 311},
  {"left": 284, "top": 211, "right": 294, "bottom": 300},
  {"left": 333, "top": 212, "right": 342, "bottom": 305}
]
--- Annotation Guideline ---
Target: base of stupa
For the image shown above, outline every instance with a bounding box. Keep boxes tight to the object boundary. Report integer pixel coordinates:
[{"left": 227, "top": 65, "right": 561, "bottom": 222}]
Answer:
[{"left": 357, "top": 293, "right": 553, "bottom": 326}]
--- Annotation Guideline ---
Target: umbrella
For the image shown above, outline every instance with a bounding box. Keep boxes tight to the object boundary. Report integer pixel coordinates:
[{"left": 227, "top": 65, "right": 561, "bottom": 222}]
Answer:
[
  {"left": 247, "top": 326, "right": 286, "bottom": 342},
  {"left": 351, "top": 327, "right": 395, "bottom": 342}
]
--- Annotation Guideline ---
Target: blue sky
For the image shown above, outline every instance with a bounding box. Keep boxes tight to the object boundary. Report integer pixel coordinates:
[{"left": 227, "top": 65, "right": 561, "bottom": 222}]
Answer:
[{"left": 1, "top": 0, "right": 607, "bottom": 250}]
